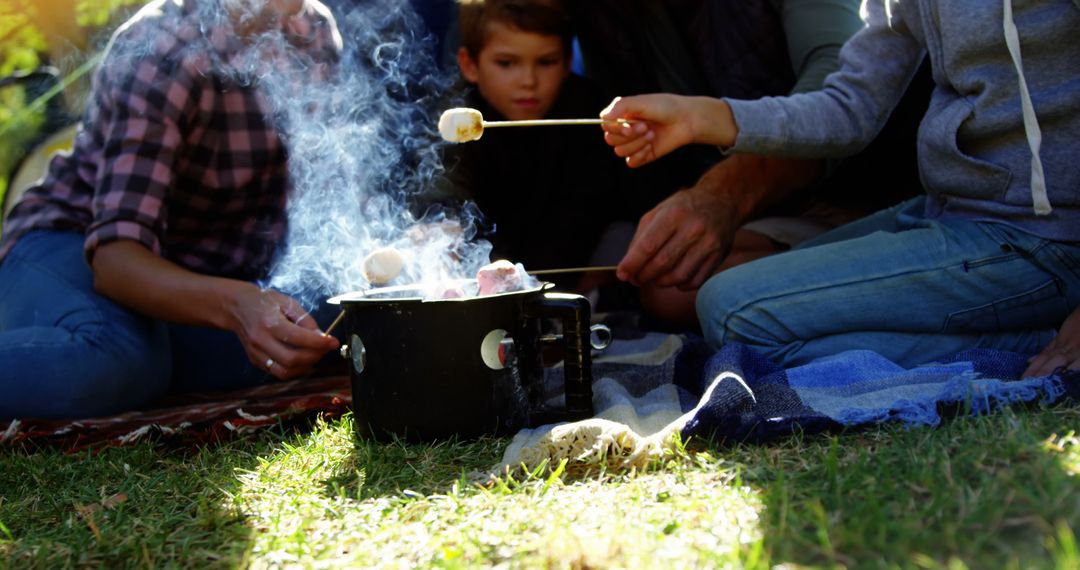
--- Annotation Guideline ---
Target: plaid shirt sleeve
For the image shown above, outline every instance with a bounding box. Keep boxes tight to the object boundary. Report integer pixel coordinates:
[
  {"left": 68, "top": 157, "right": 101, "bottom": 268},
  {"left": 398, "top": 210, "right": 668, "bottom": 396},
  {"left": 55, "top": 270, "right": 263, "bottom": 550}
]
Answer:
[{"left": 82, "top": 45, "right": 197, "bottom": 261}]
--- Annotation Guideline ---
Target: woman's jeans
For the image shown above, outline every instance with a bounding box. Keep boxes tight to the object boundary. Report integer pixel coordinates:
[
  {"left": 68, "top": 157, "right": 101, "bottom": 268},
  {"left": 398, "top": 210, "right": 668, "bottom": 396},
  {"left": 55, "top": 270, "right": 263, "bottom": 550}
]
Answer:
[
  {"left": 0, "top": 230, "right": 315, "bottom": 420},
  {"left": 697, "top": 197, "right": 1080, "bottom": 368}
]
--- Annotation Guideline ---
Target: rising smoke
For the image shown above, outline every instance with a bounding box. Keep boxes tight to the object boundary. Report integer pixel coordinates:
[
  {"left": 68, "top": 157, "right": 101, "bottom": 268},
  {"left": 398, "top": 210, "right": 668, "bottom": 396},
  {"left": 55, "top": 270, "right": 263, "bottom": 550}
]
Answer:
[
  {"left": 93, "top": 0, "right": 489, "bottom": 310},
  {"left": 257, "top": 0, "right": 492, "bottom": 306}
]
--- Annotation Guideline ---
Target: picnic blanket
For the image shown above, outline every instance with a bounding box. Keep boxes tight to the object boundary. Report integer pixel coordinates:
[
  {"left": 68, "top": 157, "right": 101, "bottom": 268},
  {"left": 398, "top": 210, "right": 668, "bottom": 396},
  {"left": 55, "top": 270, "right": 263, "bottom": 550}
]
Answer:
[
  {"left": 4, "top": 328, "right": 1073, "bottom": 460},
  {"left": 0, "top": 376, "right": 352, "bottom": 451},
  {"left": 498, "top": 332, "right": 1077, "bottom": 472}
]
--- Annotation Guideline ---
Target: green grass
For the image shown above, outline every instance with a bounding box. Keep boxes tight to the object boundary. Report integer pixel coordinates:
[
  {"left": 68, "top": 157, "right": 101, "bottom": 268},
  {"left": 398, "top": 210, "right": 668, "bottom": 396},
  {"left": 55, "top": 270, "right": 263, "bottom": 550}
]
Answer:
[{"left": 3, "top": 405, "right": 1080, "bottom": 569}]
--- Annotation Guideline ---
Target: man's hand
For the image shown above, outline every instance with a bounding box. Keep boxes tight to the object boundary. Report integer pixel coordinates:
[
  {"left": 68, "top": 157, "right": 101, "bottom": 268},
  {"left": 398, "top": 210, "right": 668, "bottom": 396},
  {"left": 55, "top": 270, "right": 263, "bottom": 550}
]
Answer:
[
  {"left": 1024, "top": 305, "right": 1080, "bottom": 378},
  {"left": 616, "top": 154, "right": 824, "bottom": 290},
  {"left": 617, "top": 184, "right": 740, "bottom": 290}
]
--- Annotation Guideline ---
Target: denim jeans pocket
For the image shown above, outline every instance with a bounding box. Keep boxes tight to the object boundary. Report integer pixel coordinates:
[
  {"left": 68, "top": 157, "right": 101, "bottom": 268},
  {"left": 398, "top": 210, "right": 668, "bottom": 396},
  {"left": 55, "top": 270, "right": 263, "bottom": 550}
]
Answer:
[
  {"left": 978, "top": 222, "right": 1080, "bottom": 301},
  {"left": 943, "top": 278, "right": 1066, "bottom": 333},
  {"left": 1042, "top": 241, "right": 1080, "bottom": 285}
]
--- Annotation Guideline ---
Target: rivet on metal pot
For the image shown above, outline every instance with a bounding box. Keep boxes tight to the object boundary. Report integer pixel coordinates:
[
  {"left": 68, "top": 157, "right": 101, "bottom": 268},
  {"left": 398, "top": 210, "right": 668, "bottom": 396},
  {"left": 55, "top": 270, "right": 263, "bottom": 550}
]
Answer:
[{"left": 350, "top": 334, "right": 367, "bottom": 374}]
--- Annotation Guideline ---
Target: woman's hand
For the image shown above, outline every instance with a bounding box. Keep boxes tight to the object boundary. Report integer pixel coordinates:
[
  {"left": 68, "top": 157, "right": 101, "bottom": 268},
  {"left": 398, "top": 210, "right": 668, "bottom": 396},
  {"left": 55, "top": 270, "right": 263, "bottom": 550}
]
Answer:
[
  {"left": 1024, "top": 305, "right": 1080, "bottom": 378},
  {"left": 600, "top": 95, "right": 738, "bottom": 168},
  {"left": 227, "top": 284, "right": 339, "bottom": 380},
  {"left": 93, "top": 240, "right": 338, "bottom": 381}
]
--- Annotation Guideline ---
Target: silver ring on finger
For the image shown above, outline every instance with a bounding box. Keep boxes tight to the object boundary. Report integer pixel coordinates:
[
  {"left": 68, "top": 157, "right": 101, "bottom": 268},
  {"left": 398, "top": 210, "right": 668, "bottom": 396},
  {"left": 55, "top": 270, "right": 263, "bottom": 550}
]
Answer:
[{"left": 265, "top": 357, "right": 274, "bottom": 370}]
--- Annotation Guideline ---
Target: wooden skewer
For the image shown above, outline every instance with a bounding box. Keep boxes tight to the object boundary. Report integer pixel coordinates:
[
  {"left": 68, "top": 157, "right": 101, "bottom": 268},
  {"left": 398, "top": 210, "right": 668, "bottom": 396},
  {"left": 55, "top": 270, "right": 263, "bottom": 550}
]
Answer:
[
  {"left": 322, "top": 309, "right": 346, "bottom": 337},
  {"left": 439, "top": 108, "right": 636, "bottom": 143},
  {"left": 483, "top": 118, "right": 629, "bottom": 128},
  {"left": 528, "top": 265, "right": 619, "bottom": 275}
]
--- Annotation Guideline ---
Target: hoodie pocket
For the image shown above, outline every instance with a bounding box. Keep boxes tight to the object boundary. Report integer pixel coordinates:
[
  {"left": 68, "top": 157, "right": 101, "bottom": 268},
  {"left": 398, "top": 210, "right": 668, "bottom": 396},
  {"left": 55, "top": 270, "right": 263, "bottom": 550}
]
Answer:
[{"left": 918, "top": 96, "right": 1012, "bottom": 200}]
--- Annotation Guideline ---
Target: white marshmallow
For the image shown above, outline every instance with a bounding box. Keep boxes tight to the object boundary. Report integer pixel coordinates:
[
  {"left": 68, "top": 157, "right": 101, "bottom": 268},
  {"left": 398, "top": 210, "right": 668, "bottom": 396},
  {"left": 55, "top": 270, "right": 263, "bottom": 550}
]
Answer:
[
  {"left": 362, "top": 246, "right": 405, "bottom": 285},
  {"left": 438, "top": 107, "right": 484, "bottom": 143}
]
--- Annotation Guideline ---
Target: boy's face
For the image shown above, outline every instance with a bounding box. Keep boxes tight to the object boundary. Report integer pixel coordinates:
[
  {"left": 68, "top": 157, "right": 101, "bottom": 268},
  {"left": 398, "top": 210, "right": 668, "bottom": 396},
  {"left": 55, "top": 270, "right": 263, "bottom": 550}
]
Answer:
[{"left": 458, "top": 23, "right": 569, "bottom": 121}]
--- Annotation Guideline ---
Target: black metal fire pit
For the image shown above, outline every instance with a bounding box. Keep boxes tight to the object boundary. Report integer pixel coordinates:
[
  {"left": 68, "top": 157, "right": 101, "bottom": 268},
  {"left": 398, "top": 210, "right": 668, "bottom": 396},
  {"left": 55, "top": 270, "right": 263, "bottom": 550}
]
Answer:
[{"left": 328, "top": 281, "right": 609, "bottom": 442}]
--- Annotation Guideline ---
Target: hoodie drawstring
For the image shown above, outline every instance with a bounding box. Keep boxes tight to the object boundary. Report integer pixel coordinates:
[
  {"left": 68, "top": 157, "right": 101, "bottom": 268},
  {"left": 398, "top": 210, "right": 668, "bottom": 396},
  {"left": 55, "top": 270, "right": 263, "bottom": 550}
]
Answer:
[{"left": 1003, "top": 0, "right": 1052, "bottom": 216}]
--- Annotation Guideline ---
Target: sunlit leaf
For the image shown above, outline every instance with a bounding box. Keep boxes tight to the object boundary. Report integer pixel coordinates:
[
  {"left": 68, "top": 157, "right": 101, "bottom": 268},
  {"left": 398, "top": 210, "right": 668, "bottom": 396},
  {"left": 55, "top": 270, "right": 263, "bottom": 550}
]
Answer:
[{"left": 75, "top": 0, "right": 146, "bottom": 27}]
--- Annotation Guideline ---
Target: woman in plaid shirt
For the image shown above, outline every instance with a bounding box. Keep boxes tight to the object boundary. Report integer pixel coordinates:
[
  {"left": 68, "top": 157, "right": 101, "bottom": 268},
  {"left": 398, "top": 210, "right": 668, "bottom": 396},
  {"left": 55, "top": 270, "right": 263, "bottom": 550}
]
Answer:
[{"left": 0, "top": 0, "right": 344, "bottom": 420}]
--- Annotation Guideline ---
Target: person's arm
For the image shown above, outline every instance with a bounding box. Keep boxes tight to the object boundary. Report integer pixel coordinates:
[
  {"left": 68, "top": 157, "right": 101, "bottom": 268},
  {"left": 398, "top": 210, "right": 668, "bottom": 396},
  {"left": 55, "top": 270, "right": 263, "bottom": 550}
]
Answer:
[
  {"left": 724, "top": 2, "right": 924, "bottom": 159},
  {"left": 601, "top": 95, "right": 818, "bottom": 288},
  {"left": 777, "top": 0, "right": 864, "bottom": 95},
  {"left": 84, "top": 35, "right": 336, "bottom": 379},
  {"left": 1024, "top": 306, "right": 1080, "bottom": 379},
  {"left": 602, "top": 0, "right": 924, "bottom": 163},
  {"left": 613, "top": 153, "right": 822, "bottom": 288},
  {"left": 600, "top": 0, "right": 920, "bottom": 287},
  {"left": 93, "top": 241, "right": 336, "bottom": 380}
]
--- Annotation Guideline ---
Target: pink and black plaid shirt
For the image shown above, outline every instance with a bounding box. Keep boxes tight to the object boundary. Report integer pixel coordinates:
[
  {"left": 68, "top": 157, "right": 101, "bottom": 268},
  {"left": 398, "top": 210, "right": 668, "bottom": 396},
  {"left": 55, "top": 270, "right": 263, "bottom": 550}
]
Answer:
[{"left": 0, "top": 0, "right": 341, "bottom": 280}]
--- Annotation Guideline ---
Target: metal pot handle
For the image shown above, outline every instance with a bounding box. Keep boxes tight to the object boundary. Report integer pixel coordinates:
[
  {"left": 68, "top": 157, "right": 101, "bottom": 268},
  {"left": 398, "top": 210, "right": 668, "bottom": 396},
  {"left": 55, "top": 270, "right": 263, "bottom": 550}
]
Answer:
[
  {"left": 523, "top": 291, "right": 594, "bottom": 419},
  {"left": 589, "top": 324, "right": 613, "bottom": 351}
]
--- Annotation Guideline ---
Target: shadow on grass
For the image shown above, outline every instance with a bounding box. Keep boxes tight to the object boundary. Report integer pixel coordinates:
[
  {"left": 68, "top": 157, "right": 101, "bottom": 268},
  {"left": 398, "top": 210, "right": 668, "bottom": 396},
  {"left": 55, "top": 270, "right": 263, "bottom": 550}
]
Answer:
[
  {"left": 0, "top": 424, "right": 313, "bottom": 568},
  {"left": 0, "top": 413, "right": 505, "bottom": 567},
  {"left": 727, "top": 402, "right": 1080, "bottom": 567}
]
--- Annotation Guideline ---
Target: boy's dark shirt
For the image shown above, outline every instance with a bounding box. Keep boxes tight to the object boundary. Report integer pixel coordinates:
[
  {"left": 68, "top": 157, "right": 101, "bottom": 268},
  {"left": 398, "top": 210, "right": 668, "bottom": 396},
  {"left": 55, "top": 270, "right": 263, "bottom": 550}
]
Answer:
[{"left": 439, "top": 75, "right": 627, "bottom": 288}]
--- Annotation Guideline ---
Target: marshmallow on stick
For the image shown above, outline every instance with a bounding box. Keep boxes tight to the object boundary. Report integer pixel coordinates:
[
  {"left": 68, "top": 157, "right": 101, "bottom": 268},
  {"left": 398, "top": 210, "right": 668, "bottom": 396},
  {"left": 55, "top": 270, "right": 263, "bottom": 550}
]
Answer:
[
  {"left": 477, "top": 259, "right": 538, "bottom": 295},
  {"left": 439, "top": 108, "right": 485, "bottom": 142},
  {"left": 438, "top": 107, "right": 626, "bottom": 143},
  {"left": 362, "top": 246, "right": 406, "bottom": 285}
]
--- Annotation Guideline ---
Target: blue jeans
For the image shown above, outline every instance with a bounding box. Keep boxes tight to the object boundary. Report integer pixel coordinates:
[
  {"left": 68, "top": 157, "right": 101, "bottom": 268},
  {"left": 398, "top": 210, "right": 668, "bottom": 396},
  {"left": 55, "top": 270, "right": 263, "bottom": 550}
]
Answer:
[
  {"left": 0, "top": 230, "right": 331, "bottom": 420},
  {"left": 697, "top": 197, "right": 1080, "bottom": 368}
]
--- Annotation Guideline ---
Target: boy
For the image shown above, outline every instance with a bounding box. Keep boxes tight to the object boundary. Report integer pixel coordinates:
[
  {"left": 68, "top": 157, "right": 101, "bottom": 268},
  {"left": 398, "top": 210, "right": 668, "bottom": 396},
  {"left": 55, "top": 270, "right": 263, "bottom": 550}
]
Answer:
[
  {"left": 601, "top": 0, "right": 1080, "bottom": 374},
  {"left": 438, "top": 0, "right": 627, "bottom": 290}
]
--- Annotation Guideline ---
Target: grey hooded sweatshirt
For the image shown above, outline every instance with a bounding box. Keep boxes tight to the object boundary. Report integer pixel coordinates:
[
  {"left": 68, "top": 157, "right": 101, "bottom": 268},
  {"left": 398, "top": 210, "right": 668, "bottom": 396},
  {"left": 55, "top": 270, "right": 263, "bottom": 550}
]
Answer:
[{"left": 727, "top": 0, "right": 1080, "bottom": 242}]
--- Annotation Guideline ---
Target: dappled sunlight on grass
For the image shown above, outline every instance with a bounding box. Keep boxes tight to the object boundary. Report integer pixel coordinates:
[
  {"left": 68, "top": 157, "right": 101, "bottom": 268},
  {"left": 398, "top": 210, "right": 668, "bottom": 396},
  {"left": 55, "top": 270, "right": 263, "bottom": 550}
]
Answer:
[
  {"left": 217, "top": 403, "right": 1080, "bottom": 568},
  {"left": 1041, "top": 430, "right": 1080, "bottom": 476},
  {"left": 229, "top": 415, "right": 767, "bottom": 568},
  {"left": 5, "top": 404, "right": 1080, "bottom": 567}
]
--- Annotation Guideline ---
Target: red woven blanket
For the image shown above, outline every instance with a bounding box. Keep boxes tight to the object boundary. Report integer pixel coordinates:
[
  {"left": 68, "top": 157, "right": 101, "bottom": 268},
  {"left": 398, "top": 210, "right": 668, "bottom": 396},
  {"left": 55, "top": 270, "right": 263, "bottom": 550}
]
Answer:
[{"left": 0, "top": 376, "right": 352, "bottom": 451}]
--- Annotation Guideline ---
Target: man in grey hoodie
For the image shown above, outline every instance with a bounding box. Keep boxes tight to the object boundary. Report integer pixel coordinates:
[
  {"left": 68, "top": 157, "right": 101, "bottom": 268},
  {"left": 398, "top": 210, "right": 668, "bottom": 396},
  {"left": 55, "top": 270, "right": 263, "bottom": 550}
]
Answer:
[{"left": 600, "top": 0, "right": 1080, "bottom": 376}]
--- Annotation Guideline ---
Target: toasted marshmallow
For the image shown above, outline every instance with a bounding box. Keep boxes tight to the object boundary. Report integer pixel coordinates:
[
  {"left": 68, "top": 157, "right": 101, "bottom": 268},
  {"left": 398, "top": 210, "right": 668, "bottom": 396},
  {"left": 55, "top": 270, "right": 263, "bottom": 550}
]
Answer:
[
  {"left": 477, "top": 259, "right": 525, "bottom": 295},
  {"left": 438, "top": 107, "right": 484, "bottom": 143}
]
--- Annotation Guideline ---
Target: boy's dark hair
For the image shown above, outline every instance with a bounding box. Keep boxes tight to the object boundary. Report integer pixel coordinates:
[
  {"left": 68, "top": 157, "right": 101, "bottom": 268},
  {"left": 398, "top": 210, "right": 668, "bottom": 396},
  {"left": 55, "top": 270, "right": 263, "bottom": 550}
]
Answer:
[{"left": 458, "top": 0, "right": 572, "bottom": 59}]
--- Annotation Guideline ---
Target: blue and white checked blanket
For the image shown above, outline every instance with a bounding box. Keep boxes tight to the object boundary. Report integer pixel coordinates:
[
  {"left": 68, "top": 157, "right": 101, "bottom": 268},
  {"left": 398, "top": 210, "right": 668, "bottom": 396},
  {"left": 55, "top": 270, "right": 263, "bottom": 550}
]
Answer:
[{"left": 499, "top": 333, "right": 1076, "bottom": 470}]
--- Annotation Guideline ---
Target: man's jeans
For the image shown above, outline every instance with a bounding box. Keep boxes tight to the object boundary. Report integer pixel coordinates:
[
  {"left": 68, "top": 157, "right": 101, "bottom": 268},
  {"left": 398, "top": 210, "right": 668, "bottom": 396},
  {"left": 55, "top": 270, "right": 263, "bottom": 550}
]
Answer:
[
  {"left": 697, "top": 197, "right": 1080, "bottom": 368},
  {"left": 0, "top": 230, "right": 274, "bottom": 420}
]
